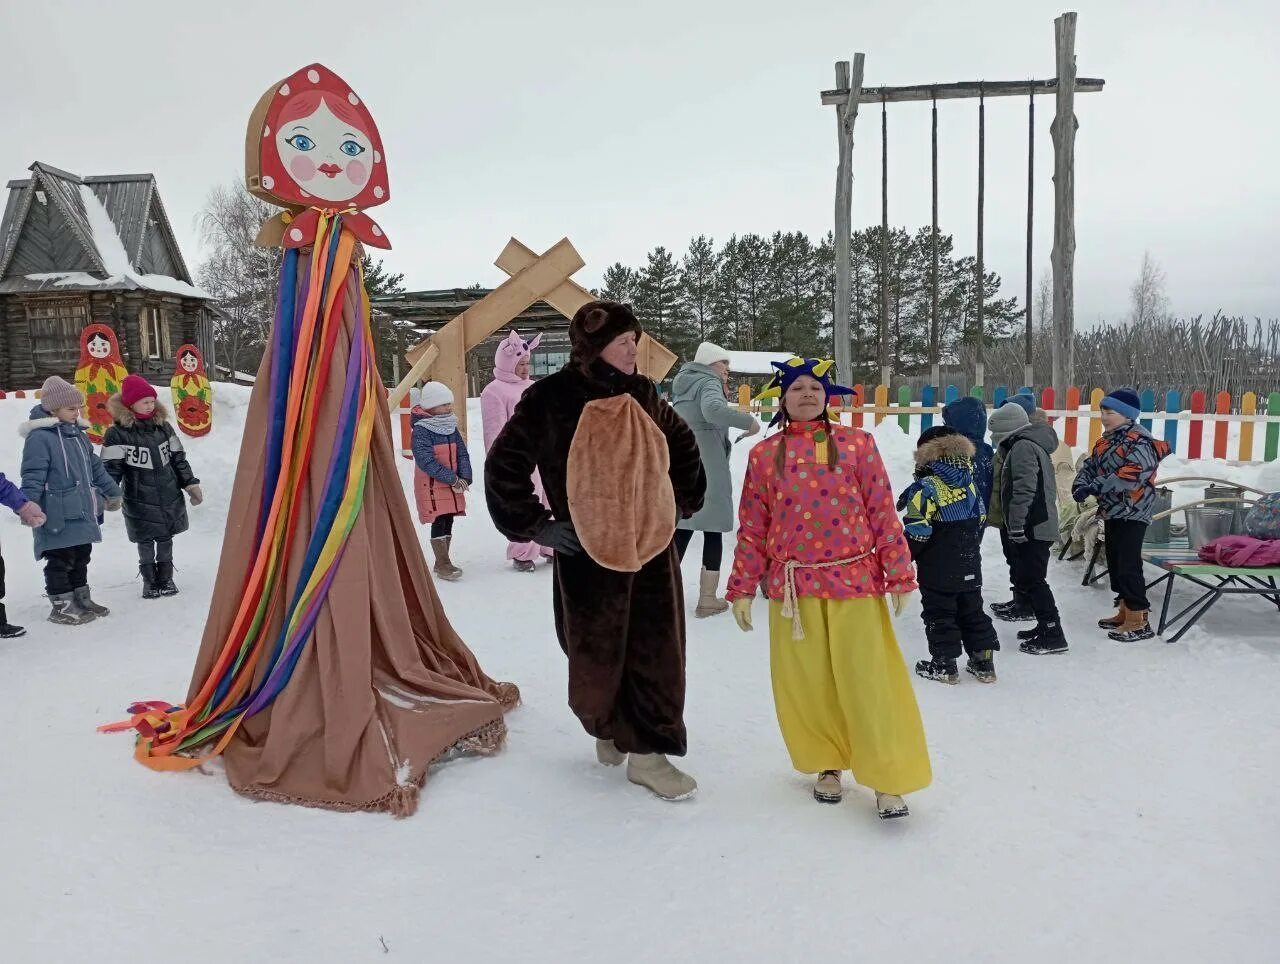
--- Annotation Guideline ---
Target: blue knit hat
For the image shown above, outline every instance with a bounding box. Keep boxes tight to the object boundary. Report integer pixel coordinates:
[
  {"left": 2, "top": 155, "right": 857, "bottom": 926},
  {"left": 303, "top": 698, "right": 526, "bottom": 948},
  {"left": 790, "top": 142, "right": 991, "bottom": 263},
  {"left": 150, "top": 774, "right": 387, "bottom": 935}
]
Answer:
[
  {"left": 1100, "top": 387, "right": 1141, "bottom": 422},
  {"left": 1007, "top": 391, "right": 1036, "bottom": 415}
]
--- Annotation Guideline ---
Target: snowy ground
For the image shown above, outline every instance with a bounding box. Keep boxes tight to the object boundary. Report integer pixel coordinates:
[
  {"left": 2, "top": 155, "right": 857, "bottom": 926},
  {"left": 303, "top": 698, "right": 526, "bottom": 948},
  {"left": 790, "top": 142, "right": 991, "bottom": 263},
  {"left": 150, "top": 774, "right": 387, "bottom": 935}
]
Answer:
[{"left": 1, "top": 387, "right": 1277, "bottom": 963}]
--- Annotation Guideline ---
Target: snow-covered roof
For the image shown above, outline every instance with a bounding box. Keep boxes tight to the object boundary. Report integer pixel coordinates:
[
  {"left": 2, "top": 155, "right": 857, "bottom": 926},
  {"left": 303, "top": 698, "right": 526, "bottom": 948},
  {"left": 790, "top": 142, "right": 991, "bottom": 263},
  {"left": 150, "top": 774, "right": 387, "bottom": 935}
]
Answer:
[{"left": 726, "top": 350, "right": 795, "bottom": 374}]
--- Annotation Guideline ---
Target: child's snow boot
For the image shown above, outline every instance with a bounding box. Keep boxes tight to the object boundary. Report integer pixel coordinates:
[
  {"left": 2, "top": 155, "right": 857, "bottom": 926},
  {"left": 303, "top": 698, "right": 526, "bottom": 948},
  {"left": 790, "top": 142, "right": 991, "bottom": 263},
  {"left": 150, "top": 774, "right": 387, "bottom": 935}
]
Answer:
[
  {"left": 1098, "top": 600, "right": 1128, "bottom": 630},
  {"left": 813, "top": 770, "right": 843, "bottom": 804},
  {"left": 139, "top": 564, "right": 163, "bottom": 600},
  {"left": 915, "top": 656, "right": 959, "bottom": 685},
  {"left": 0, "top": 604, "right": 24, "bottom": 639},
  {"left": 695, "top": 568, "right": 730, "bottom": 618},
  {"left": 73, "top": 586, "right": 110, "bottom": 617},
  {"left": 156, "top": 562, "right": 179, "bottom": 597},
  {"left": 1108, "top": 609, "right": 1155, "bottom": 642},
  {"left": 595, "top": 738, "right": 626, "bottom": 766},
  {"left": 1018, "top": 621, "right": 1069, "bottom": 655},
  {"left": 48, "top": 592, "right": 95, "bottom": 625},
  {"left": 627, "top": 753, "right": 697, "bottom": 801},
  {"left": 514, "top": 559, "right": 537, "bottom": 573},
  {"left": 991, "top": 600, "right": 1036, "bottom": 622},
  {"left": 965, "top": 650, "right": 997, "bottom": 683},
  {"left": 431, "top": 537, "right": 463, "bottom": 582},
  {"left": 875, "top": 791, "right": 909, "bottom": 819}
]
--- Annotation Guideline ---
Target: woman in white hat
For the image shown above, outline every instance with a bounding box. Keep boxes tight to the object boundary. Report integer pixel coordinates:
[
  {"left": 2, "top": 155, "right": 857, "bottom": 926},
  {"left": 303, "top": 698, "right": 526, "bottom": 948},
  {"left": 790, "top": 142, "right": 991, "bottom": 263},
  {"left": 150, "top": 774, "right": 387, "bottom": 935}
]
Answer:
[{"left": 670, "top": 342, "right": 760, "bottom": 616}]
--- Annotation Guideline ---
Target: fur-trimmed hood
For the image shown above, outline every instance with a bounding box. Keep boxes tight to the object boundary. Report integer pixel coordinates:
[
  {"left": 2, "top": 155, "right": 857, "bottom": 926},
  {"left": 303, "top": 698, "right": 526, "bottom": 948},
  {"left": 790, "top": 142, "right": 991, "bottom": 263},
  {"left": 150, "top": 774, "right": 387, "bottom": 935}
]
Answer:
[
  {"left": 107, "top": 393, "right": 171, "bottom": 428},
  {"left": 17, "top": 403, "right": 91, "bottom": 438},
  {"left": 914, "top": 431, "right": 975, "bottom": 468}
]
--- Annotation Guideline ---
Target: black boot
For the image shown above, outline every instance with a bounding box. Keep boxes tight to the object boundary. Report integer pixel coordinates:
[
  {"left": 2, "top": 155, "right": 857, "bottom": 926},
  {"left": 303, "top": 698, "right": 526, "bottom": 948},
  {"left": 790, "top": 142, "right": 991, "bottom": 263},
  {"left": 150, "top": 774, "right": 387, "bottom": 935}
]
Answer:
[
  {"left": 73, "top": 586, "right": 110, "bottom": 617},
  {"left": 0, "top": 603, "right": 24, "bottom": 639},
  {"left": 915, "top": 656, "right": 959, "bottom": 685},
  {"left": 991, "top": 599, "right": 1036, "bottom": 623},
  {"left": 1018, "top": 621, "right": 1069, "bottom": 655},
  {"left": 965, "top": 650, "right": 998, "bottom": 683},
  {"left": 156, "top": 561, "right": 179, "bottom": 596},
  {"left": 140, "top": 563, "right": 163, "bottom": 600}
]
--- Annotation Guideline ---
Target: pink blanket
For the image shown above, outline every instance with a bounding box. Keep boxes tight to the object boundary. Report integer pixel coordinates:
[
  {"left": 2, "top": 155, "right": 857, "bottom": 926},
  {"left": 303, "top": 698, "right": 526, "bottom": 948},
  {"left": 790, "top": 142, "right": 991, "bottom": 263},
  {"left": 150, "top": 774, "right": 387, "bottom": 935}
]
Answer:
[{"left": 1197, "top": 535, "right": 1280, "bottom": 567}]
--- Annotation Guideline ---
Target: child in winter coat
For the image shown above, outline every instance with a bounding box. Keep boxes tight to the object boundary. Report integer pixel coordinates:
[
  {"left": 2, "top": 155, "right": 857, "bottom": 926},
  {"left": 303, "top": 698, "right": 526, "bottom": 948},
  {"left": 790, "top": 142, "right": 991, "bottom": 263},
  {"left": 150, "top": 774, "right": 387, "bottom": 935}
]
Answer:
[
  {"left": 987, "top": 402, "right": 1037, "bottom": 622},
  {"left": 989, "top": 403, "right": 1067, "bottom": 654},
  {"left": 727, "top": 358, "right": 930, "bottom": 819},
  {"left": 413, "top": 381, "right": 472, "bottom": 582},
  {"left": 18, "top": 376, "right": 123, "bottom": 625},
  {"left": 101, "top": 375, "right": 203, "bottom": 599},
  {"left": 900, "top": 427, "right": 1000, "bottom": 684},
  {"left": 942, "top": 396, "right": 994, "bottom": 513},
  {"left": 1, "top": 469, "right": 48, "bottom": 638},
  {"left": 1072, "top": 387, "right": 1172, "bottom": 642},
  {"left": 480, "top": 330, "right": 551, "bottom": 572}
]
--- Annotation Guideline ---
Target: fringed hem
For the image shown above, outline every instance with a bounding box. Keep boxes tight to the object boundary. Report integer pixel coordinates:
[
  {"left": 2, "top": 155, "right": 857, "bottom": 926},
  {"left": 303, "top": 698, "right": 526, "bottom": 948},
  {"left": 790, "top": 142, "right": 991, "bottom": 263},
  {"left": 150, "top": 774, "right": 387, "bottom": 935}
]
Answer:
[{"left": 230, "top": 716, "right": 509, "bottom": 817}]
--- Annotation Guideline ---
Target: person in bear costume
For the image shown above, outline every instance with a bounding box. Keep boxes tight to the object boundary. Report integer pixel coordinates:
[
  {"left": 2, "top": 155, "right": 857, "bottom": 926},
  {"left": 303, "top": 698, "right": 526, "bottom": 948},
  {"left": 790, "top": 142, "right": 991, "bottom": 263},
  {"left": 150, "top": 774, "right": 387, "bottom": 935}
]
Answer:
[{"left": 485, "top": 300, "right": 706, "bottom": 800}]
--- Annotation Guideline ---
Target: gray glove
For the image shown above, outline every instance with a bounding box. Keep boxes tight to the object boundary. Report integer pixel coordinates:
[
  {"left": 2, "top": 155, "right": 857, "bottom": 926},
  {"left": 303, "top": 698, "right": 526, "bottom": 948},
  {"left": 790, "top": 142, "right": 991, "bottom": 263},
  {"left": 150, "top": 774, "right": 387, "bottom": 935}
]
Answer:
[
  {"left": 104, "top": 496, "right": 123, "bottom": 512},
  {"left": 534, "top": 519, "right": 581, "bottom": 556}
]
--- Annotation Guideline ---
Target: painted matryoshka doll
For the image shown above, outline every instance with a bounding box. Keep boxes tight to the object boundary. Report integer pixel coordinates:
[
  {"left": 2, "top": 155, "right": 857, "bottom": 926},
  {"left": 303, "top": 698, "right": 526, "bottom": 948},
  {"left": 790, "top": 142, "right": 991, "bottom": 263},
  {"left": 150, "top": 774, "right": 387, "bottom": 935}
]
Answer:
[
  {"left": 170, "top": 344, "right": 213, "bottom": 437},
  {"left": 74, "top": 323, "right": 129, "bottom": 443}
]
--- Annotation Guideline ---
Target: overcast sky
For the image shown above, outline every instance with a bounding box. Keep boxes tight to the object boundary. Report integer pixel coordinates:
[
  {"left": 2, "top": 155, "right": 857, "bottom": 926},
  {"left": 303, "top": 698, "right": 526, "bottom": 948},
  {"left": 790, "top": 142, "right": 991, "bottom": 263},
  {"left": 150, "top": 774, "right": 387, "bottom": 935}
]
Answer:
[{"left": 3, "top": 0, "right": 1276, "bottom": 323}]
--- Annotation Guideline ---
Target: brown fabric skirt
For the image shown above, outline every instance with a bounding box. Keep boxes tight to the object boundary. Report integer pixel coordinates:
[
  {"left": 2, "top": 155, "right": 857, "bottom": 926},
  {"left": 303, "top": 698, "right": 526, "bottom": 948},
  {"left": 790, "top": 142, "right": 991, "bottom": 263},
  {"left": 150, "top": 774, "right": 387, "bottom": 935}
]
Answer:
[{"left": 185, "top": 255, "right": 518, "bottom": 815}]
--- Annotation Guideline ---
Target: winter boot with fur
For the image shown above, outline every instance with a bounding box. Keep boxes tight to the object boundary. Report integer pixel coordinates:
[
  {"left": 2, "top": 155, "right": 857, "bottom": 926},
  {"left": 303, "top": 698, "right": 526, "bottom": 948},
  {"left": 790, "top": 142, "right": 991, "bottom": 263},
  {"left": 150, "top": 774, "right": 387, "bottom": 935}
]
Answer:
[
  {"left": 0, "top": 603, "right": 24, "bottom": 639},
  {"left": 595, "top": 738, "right": 626, "bottom": 766},
  {"left": 73, "top": 586, "right": 110, "bottom": 617},
  {"left": 915, "top": 656, "right": 959, "bottom": 685},
  {"left": 627, "top": 753, "right": 697, "bottom": 801},
  {"left": 695, "top": 568, "right": 730, "bottom": 618},
  {"left": 430, "top": 537, "right": 463, "bottom": 582},
  {"left": 49, "top": 592, "right": 95, "bottom": 626},
  {"left": 155, "top": 562, "right": 179, "bottom": 597},
  {"left": 1098, "top": 600, "right": 1128, "bottom": 630},
  {"left": 813, "top": 770, "right": 843, "bottom": 804},
  {"left": 965, "top": 650, "right": 997, "bottom": 683},
  {"left": 139, "top": 563, "right": 163, "bottom": 600},
  {"left": 876, "top": 792, "right": 909, "bottom": 819},
  {"left": 1018, "top": 621, "right": 1069, "bottom": 655},
  {"left": 1108, "top": 608, "right": 1155, "bottom": 642}
]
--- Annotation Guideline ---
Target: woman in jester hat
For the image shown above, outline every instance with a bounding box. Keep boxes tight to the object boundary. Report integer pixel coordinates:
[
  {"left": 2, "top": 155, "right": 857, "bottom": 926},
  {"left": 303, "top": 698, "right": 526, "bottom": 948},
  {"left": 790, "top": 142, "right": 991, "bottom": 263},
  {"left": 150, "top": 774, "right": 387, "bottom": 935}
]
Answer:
[
  {"left": 101, "top": 64, "right": 518, "bottom": 816},
  {"left": 726, "top": 358, "right": 931, "bottom": 819},
  {"left": 170, "top": 344, "right": 213, "bottom": 438},
  {"left": 74, "top": 323, "right": 129, "bottom": 444}
]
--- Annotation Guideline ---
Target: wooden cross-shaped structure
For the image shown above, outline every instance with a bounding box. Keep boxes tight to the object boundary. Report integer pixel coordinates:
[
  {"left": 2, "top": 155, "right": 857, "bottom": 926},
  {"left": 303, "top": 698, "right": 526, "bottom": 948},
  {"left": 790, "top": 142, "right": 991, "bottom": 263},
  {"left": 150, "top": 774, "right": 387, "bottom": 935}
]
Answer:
[
  {"left": 822, "top": 11, "right": 1104, "bottom": 400},
  {"left": 387, "top": 237, "right": 677, "bottom": 438}
]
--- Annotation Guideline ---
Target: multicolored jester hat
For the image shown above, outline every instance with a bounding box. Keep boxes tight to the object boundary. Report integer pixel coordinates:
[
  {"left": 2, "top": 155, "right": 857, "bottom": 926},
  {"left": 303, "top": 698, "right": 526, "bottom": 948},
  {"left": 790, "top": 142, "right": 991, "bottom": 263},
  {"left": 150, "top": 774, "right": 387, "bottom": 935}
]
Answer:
[
  {"left": 100, "top": 63, "right": 391, "bottom": 767},
  {"left": 755, "top": 357, "right": 855, "bottom": 426},
  {"left": 74, "top": 323, "right": 129, "bottom": 443}
]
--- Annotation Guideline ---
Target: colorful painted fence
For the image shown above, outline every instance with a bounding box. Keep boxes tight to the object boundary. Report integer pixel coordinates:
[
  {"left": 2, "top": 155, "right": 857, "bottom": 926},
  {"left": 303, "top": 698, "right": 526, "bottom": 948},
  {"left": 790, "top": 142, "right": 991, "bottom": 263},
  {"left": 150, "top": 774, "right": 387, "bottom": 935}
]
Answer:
[{"left": 733, "top": 384, "right": 1280, "bottom": 463}]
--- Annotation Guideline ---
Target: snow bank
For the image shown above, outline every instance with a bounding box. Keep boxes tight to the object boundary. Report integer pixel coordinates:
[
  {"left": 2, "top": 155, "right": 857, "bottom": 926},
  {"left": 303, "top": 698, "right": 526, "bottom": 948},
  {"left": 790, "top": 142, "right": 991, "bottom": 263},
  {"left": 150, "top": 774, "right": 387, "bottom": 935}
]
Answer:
[{"left": 0, "top": 392, "right": 1277, "bottom": 963}]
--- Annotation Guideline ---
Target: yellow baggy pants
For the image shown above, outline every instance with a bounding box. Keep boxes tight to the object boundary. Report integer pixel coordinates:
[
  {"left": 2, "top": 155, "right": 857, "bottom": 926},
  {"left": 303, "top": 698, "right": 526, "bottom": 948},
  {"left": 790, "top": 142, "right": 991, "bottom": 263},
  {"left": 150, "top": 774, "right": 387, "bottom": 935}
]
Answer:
[{"left": 768, "top": 596, "right": 931, "bottom": 795}]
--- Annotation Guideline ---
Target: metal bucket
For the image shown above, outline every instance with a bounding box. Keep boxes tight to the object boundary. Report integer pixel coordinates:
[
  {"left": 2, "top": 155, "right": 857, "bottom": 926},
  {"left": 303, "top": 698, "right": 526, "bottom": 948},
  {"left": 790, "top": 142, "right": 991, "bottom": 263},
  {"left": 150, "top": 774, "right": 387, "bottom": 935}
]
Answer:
[
  {"left": 1185, "top": 507, "right": 1235, "bottom": 550},
  {"left": 1145, "top": 487, "right": 1174, "bottom": 544},
  {"left": 1204, "top": 485, "right": 1248, "bottom": 533}
]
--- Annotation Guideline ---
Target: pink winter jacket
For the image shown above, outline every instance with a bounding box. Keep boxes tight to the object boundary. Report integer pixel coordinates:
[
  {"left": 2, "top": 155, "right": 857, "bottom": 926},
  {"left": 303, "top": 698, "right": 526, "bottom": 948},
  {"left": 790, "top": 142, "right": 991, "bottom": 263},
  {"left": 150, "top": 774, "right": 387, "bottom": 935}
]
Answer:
[
  {"left": 727, "top": 422, "right": 918, "bottom": 603},
  {"left": 480, "top": 372, "right": 532, "bottom": 452}
]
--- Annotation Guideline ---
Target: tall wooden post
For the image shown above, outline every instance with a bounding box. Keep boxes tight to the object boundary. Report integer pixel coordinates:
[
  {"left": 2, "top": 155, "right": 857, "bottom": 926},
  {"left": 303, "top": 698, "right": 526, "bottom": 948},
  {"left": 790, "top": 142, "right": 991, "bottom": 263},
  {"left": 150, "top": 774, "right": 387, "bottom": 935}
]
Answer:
[
  {"left": 975, "top": 89, "right": 986, "bottom": 393},
  {"left": 930, "top": 93, "right": 940, "bottom": 389},
  {"left": 832, "top": 55, "right": 865, "bottom": 386},
  {"left": 879, "top": 96, "right": 890, "bottom": 388},
  {"left": 1025, "top": 89, "right": 1035, "bottom": 389},
  {"left": 1051, "top": 11, "right": 1078, "bottom": 402}
]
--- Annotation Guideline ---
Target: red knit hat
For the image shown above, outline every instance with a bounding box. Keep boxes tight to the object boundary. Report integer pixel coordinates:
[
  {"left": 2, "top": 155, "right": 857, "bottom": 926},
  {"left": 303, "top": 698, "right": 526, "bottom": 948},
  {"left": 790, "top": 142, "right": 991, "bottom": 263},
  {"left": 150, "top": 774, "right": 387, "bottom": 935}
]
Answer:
[{"left": 121, "top": 374, "right": 158, "bottom": 409}]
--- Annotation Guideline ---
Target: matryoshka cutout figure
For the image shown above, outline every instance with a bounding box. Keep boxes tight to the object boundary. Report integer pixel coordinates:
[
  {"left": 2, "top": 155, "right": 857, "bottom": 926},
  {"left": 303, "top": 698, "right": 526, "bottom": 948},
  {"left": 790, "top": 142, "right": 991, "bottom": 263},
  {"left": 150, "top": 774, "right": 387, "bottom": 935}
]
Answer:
[
  {"left": 246, "top": 63, "right": 390, "bottom": 249},
  {"left": 74, "top": 323, "right": 130, "bottom": 443},
  {"left": 170, "top": 344, "right": 213, "bottom": 437}
]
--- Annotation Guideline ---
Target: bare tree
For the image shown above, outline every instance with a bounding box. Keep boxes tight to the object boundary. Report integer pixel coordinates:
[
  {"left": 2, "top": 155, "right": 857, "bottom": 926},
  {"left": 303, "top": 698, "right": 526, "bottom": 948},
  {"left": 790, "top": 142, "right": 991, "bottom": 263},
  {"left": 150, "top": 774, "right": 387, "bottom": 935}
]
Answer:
[
  {"left": 1128, "top": 251, "right": 1169, "bottom": 326},
  {"left": 1033, "top": 268, "right": 1053, "bottom": 333},
  {"left": 196, "top": 181, "right": 283, "bottom": 377}
]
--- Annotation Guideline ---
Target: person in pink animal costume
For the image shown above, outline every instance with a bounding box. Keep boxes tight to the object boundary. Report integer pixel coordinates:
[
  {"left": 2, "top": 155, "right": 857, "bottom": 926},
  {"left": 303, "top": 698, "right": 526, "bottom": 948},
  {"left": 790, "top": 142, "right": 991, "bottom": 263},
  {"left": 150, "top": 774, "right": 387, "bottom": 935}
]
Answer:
[{"left": 481, "top": 330, "right": 552, "bottom": 571}]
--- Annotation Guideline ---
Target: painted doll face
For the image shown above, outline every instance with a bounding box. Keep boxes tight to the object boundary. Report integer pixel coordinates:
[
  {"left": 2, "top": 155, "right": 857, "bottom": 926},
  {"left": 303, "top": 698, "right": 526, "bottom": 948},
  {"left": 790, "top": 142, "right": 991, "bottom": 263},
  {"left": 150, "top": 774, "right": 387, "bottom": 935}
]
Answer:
[
  {"left": 180, "top": 351, "right": 199, "bottom": 374},
  {"left": 87, "top": 334, "right": 112, "bottom": 360},
  {"left": 275, "top": 98, "right": 372, "bottom": 203}
]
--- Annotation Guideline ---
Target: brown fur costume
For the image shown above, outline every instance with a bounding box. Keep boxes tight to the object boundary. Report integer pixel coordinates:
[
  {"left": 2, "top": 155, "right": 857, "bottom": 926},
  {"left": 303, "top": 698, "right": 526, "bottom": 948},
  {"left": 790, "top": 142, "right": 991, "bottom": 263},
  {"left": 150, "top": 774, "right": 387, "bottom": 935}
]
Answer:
[{"left": 485, "top": 301, "right": 706, "bottom": 755}]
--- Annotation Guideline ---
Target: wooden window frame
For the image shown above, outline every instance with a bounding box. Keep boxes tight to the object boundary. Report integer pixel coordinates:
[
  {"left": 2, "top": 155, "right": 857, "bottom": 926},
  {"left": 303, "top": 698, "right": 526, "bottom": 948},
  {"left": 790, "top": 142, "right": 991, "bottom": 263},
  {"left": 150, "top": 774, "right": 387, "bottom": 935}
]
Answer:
[{"left": 26, "top": 298, "right": 88, "bottom": 370}]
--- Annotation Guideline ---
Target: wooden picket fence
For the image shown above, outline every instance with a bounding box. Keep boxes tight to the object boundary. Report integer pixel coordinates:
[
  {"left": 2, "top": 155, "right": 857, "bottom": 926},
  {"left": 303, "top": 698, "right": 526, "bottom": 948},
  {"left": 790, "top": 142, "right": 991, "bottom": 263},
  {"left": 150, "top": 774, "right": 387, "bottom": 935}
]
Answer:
[{"left": 734, "top": 384, "right": 1280, "bottom": 463}]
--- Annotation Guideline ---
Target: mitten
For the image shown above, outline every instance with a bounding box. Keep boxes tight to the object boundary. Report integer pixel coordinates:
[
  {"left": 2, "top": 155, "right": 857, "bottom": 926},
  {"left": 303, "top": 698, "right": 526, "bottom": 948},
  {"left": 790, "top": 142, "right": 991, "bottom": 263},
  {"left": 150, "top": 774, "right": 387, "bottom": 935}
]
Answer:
[
  {"left": 17, "top": 501, "right": 46, "bottom": 527},
  {"left": 186, "top": 485, "right": 204, "bottom": 506}
]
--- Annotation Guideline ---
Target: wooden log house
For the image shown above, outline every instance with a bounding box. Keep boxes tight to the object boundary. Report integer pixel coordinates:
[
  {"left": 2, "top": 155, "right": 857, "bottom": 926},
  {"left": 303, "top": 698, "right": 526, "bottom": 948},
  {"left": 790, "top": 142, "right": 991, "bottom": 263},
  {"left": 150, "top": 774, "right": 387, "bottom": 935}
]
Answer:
[{"left": 0, "top": 161, "right": 215, "bottom": 388}]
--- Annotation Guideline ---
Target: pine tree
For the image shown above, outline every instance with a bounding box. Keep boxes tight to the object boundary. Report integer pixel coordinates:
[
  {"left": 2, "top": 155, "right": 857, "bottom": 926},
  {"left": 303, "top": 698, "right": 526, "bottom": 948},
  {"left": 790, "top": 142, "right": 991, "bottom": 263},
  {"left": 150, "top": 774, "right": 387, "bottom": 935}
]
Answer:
[
  {"left": 679, "top": 235, "right": 723, "bottom": 348},
  {"left": 600, "top": 263, "right": 640, "bottom": 304},
  {"left": 634, "top": 246, "right": 689, "bottom": 356}
]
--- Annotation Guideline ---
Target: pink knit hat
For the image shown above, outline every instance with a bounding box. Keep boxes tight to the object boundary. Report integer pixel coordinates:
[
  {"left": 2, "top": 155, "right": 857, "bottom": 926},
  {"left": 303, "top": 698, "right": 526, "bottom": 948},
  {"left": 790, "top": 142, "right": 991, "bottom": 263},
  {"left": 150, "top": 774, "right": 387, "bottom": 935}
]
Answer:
[{"left": 121, "top": 374, "right": 158, "bottom": 409}]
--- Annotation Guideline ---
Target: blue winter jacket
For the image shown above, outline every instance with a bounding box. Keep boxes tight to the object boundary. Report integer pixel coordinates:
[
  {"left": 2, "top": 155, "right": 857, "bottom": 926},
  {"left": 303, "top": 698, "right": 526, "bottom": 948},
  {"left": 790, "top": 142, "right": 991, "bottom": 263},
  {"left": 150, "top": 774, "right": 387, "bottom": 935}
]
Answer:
[
  {"left": 412, "top": 417, "right": 473, "bottom": 486},
  {"left": 18, "top": 404, "right": 121, "bottom": 559},
  {"left": 942, "top": 396, "right": 994, "bottom": 510}
]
